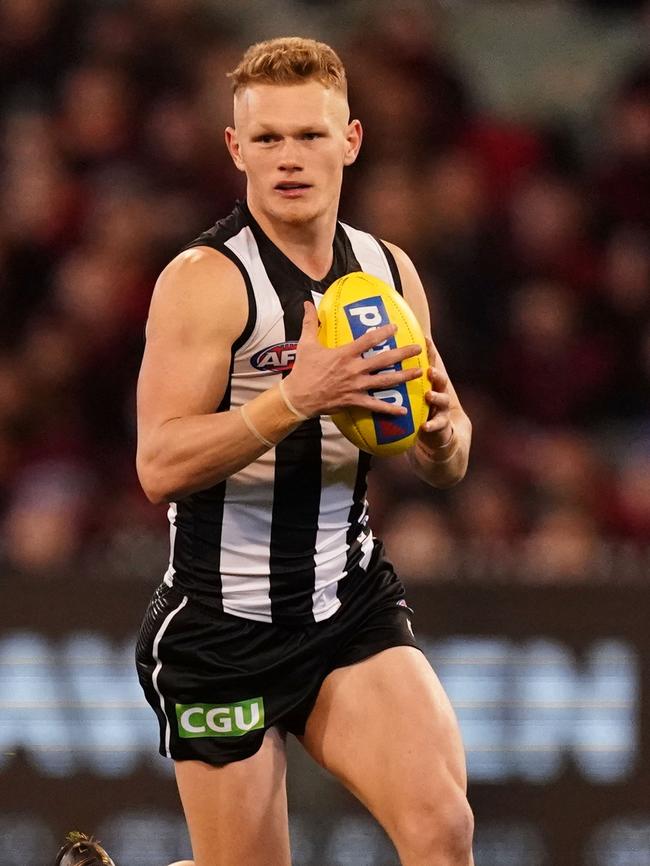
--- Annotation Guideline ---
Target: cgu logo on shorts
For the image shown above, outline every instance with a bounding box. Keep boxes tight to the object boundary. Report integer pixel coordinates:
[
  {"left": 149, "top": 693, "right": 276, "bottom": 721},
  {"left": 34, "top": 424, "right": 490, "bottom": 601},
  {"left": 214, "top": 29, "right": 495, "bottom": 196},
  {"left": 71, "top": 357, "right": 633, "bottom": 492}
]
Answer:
[
  {"left": 176, "top": 697, "right": 265, "bottom": 738},
  {"left": 344, "top": 296, "right": 414, "bottom": 444},
  {"left": 251, "top": 342, "right": 298, "bottom": 372}
]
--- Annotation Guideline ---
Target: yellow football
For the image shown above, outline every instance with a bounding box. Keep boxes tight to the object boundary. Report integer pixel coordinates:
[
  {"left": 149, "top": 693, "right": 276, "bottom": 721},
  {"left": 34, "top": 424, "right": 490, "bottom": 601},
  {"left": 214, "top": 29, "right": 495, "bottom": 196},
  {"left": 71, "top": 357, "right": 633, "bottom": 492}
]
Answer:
[{"left": 317, "top": 271, "right": 429, "bottom": 456}]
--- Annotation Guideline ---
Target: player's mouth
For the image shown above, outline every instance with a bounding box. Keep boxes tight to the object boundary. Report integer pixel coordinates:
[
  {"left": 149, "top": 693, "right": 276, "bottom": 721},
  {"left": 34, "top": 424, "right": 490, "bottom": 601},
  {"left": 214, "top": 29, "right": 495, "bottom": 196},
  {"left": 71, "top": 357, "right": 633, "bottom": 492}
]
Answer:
[{"left": 274, "top": 181, "right": 312, "bottom": 198}]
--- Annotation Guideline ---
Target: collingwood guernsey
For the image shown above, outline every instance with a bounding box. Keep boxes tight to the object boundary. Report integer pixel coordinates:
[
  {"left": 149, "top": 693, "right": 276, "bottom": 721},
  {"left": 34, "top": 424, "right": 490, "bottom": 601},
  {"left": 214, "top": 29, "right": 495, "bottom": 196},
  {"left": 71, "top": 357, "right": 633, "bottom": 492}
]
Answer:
[{"left": 163, "top": 200, "right": 403, "bottom": 625}]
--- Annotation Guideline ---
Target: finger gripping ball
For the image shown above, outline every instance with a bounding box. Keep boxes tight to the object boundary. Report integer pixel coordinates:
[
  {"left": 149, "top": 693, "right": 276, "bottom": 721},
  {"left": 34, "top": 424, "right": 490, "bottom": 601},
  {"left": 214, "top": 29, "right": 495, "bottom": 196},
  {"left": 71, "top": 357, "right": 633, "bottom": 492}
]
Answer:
[{"left": 318, "top": 271, "right": 428, "bottom": 456}]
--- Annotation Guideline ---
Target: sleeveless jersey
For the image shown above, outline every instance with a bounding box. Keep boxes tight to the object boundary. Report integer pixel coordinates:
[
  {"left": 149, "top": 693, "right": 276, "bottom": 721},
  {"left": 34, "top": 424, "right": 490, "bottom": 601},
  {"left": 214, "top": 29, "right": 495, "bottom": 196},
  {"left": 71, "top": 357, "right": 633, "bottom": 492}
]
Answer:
[{"left": 163, "top": 200, "right": 403, "bottom": 625}]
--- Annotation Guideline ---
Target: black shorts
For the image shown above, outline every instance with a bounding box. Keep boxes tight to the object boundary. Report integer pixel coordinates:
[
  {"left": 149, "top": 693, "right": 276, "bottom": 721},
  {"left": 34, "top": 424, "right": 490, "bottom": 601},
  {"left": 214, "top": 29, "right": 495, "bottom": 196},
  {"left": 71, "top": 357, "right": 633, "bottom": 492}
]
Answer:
[{"left": 135, "top": 542, "right": 419, "bottom": 765}]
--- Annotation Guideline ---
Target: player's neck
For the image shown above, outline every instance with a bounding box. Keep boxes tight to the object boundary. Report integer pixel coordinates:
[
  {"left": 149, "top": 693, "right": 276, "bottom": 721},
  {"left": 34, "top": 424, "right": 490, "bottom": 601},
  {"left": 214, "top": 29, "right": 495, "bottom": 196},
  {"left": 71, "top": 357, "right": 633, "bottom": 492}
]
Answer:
[{"left": 247, "top": 199, "right": 337, "bottom": 281}]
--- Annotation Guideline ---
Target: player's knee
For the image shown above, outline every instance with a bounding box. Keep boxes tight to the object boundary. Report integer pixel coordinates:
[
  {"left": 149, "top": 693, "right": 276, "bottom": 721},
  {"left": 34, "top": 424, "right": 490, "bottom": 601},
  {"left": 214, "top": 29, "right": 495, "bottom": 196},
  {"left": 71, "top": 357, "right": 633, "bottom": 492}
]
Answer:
[
  {"left": 443, "top": 797, "right": 474, "bottom": 864},
  {"left": 394, "top": 791, "right": 474, "bottom": 864}
]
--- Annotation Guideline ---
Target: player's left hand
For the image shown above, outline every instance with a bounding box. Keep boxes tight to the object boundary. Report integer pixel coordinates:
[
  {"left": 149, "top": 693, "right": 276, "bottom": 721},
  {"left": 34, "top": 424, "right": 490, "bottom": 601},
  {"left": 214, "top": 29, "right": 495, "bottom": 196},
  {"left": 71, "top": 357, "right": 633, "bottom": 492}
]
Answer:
[{"left": 417, "top": 337, "right": 454, "bottom": 450}]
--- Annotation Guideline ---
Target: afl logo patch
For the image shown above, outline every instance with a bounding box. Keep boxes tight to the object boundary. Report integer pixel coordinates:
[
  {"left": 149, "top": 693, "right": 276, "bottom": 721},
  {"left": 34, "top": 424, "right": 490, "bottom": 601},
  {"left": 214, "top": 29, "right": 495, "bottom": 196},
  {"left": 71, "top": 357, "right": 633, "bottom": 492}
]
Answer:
[{"left": 251, "top": 341, "right": 298, "bottom": 372}]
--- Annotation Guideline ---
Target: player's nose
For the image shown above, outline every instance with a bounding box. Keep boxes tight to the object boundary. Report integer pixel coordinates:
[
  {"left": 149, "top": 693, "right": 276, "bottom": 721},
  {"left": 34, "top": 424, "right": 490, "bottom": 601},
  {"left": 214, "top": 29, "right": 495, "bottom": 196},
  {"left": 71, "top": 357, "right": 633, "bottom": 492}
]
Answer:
[{"left": 277, "top": 138, "right": 303, "bottom": 171}]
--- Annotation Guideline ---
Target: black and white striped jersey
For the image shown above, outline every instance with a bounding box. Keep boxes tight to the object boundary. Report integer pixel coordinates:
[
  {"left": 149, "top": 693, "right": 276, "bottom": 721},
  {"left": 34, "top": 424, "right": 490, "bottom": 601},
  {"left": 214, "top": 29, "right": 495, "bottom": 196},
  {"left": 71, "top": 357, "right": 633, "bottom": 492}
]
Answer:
[{"left": 163, "top": 200, "right": 403, "bottom": 625}]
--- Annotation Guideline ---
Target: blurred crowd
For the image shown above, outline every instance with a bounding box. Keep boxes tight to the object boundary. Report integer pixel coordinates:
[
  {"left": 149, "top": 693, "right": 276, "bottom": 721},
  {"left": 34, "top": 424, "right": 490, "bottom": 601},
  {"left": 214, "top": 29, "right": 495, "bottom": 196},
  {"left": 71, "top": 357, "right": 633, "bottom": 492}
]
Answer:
[{"left": 0, "top": 0, "right": 648, "bottom": 585}]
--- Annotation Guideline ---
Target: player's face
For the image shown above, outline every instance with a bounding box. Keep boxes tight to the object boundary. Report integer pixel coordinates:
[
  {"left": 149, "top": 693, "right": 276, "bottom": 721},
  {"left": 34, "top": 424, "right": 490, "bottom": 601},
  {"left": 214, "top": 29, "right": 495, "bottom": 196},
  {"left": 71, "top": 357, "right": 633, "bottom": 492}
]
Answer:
[{"left": 226, "top": 80, "right": 362, "bottom": 227}]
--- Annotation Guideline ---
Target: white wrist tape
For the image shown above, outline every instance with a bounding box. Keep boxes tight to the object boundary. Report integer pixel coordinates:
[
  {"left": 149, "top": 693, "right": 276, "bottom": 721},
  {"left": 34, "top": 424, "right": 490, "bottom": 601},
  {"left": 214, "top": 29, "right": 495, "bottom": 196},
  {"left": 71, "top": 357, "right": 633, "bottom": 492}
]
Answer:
[
  {"left": 240, "top": 404, "right": 275, "bottom": 449},
  {"left": 278, "top": 379, "right": 308, "bottom": 422}
]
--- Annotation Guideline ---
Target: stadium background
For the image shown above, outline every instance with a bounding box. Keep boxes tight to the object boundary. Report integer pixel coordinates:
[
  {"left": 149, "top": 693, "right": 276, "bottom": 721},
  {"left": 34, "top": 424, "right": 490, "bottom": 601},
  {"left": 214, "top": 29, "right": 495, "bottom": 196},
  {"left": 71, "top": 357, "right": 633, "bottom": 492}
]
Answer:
[{"left": 0, "top": 0, "right": 648, "bottom": 863}]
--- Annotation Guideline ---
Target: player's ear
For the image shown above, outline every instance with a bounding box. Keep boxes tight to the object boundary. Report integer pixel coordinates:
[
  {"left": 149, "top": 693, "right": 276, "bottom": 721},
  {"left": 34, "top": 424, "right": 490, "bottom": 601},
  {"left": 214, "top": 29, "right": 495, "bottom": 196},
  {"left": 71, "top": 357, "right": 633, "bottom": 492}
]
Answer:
[
  {"left": 343, "top": 119, "right": 363, "bottom": 166},
  {"left": 225, "top": 127, "right": 246, "bottom": 172}
]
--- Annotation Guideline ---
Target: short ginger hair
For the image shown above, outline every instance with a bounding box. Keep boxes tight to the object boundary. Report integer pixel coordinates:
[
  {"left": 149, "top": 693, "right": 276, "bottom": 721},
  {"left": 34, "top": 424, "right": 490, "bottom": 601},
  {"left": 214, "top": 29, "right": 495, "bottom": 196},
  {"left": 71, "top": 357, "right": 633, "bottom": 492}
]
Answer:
[{"left": 228, "top": 37, "right": 347, "bottom": 96}]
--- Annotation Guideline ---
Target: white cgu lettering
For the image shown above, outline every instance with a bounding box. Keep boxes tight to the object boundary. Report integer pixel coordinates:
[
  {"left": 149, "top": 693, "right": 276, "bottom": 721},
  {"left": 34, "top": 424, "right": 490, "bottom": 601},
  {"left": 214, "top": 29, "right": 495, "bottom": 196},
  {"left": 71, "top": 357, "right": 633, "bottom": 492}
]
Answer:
[
  {"left": 177, "top": 702, "right": 263, "bottom": 735},
  {"left": 234, "top": 702, "right": 261, "bottom": 732},
  {"left": 180, "top": 708, "right": 205, "bottom": 734},
  {"left": 206, "top": 708, "right": 232, "bottom": 733}
]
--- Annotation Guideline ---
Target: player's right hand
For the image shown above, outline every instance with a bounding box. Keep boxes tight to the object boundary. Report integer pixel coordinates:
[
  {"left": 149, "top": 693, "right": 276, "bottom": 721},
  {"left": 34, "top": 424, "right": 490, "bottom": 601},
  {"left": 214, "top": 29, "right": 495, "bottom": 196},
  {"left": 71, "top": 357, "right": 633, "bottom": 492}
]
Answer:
[{"left": 283, "top": 301, "right": 422, "bottom": 418}]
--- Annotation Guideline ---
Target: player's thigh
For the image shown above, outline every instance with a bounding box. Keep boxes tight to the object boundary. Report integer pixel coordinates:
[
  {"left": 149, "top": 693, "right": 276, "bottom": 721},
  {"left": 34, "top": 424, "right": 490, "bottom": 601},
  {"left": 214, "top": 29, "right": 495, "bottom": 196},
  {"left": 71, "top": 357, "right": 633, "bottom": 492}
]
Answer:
[
  {"left": 175, "top": 726, "right": 291, "bottom": 866},
  {"left": 300, "top": 646, "right": 471, "bottom": 844}
]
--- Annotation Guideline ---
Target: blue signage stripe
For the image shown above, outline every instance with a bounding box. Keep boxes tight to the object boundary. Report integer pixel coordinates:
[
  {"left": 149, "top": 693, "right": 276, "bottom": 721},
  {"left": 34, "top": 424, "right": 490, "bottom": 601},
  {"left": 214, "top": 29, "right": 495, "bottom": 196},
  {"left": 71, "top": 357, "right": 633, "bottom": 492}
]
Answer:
[{"left": 343, "top": 296, "right": 414, "bottom": 444}]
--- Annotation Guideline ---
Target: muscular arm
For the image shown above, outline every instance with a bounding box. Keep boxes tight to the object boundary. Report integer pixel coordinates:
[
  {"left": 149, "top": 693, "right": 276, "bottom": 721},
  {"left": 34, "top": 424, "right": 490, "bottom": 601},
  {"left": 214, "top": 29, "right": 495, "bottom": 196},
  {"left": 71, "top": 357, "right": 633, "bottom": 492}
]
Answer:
[
  {"left": 136, "top": 247, "right": 423, "bottom": 505},
  {"left": 136, "top": 248, "right": 302, "bottom": 504},
  {"left": 384, "top": 242, "right": 472, "bottom": 488}
]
